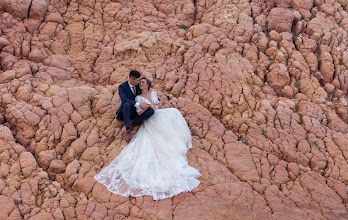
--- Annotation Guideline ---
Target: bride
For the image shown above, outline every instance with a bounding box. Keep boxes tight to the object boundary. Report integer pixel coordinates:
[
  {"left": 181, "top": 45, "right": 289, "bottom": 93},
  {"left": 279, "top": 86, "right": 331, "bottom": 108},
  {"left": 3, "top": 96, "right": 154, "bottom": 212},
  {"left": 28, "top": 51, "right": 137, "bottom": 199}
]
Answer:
[{"left": 94, "top": 77, "right": 201, "bottom": 200}]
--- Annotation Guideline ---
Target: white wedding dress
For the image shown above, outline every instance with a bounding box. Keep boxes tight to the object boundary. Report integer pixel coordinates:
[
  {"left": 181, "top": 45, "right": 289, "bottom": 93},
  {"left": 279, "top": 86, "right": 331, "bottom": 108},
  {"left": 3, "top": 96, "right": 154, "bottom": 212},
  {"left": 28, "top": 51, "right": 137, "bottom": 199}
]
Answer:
[{"left": 94, "top": 91, "right": 201, "bottom": 200}]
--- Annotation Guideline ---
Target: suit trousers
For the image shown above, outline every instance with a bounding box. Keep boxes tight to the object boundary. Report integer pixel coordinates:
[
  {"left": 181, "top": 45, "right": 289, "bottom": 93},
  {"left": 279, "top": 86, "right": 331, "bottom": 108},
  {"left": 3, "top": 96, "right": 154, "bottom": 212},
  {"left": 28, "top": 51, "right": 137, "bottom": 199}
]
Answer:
[{"left": 121, "top": 103, "right": 155, "bottom": 130}]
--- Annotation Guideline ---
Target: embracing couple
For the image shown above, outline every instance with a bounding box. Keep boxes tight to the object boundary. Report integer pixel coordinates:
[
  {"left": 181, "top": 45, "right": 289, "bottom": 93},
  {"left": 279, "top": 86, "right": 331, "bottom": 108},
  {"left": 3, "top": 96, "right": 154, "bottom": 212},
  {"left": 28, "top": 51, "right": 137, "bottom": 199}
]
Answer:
[{"left": 94, "top": 70, "right": 201, "bottom": 200}]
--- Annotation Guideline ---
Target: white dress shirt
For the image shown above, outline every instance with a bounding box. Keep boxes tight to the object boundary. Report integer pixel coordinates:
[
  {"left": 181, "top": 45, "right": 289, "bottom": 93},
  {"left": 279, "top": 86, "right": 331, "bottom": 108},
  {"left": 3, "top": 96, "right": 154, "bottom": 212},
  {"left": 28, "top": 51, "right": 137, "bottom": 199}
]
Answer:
[{"left": 128, "top": 81, "right": 140, "bottom": 108}]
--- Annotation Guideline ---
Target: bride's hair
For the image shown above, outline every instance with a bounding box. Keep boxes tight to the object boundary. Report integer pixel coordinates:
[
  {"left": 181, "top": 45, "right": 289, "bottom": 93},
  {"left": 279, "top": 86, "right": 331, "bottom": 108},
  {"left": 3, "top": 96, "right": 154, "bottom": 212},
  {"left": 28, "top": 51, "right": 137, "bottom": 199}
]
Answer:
[{"left": 140, "top": 77, "right": 151, "bottom": 91}]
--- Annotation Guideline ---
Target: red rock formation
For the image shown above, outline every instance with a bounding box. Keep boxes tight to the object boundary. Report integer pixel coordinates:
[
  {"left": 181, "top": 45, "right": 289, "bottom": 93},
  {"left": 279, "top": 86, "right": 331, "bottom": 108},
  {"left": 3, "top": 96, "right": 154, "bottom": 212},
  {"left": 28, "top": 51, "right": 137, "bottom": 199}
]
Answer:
[{"left": 0, "top": 0, "right": 348, "bottom": 219}]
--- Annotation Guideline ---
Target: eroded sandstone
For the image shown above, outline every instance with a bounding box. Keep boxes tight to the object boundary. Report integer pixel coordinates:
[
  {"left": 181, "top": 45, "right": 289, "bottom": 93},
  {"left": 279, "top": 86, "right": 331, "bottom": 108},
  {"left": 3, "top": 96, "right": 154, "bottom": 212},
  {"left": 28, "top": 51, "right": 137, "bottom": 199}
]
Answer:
[{"left": 0, "top": 0, "right": 348, "bottom": 219}]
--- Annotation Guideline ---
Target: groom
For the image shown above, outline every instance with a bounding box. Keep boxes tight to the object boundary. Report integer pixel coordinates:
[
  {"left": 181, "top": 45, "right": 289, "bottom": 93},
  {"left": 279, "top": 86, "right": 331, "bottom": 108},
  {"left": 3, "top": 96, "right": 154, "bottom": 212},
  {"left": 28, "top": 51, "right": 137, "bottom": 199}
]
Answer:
[{"left": 116, "top": 70, "right": 154, "bottom": 142}]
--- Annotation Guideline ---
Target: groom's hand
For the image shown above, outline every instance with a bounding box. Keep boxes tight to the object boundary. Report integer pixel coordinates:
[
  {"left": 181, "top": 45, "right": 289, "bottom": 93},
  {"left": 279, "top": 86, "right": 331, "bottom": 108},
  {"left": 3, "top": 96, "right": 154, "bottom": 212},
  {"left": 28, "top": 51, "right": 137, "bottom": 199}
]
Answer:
[{"left": 139, "top": 102, "right": 150, "bottom": 109}]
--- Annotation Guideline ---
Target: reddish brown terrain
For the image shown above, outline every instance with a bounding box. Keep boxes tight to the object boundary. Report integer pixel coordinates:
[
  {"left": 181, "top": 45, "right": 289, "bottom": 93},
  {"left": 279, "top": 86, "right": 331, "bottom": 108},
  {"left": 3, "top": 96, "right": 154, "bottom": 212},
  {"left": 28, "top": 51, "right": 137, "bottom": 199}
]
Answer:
[{"left": 0, "top": 0, "right": 348, "bottom": 219}]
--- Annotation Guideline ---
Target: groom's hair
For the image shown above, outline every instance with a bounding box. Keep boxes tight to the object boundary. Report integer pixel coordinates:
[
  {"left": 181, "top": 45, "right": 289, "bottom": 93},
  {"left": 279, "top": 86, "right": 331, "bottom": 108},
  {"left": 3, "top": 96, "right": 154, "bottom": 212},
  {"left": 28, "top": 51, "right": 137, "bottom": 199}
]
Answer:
[
  {"left": 141, "top": 77, "right": 151, "bottom": 90},
  {"left": 129, "top": 70, "right": 141, "bottom": 79}
]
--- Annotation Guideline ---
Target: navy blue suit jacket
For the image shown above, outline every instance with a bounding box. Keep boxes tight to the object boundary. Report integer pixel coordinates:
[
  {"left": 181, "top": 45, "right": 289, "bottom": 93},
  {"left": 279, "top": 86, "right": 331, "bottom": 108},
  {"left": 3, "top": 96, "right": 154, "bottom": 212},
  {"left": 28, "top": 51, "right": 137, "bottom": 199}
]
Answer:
[{"left": 116, "top": 81, "right": 140, "bottom": 120}]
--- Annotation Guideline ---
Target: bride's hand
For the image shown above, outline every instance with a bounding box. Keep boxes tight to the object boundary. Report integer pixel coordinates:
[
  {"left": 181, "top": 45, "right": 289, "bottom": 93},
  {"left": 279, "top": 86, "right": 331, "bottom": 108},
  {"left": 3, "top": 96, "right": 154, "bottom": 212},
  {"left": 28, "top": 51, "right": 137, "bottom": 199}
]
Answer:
[
  {"left": 157, "top": 100, "right": 163, "bottom": 109},
  {"left": 139, "top": 102, "right": 149, "bottom": 109}
]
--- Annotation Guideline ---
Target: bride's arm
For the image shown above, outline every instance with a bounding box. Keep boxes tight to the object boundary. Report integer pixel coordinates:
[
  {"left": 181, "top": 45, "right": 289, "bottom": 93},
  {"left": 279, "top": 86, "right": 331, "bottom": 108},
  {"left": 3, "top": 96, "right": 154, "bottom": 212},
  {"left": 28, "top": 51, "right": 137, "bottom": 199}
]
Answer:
[
  {"left": 135, "top": 96, "right": 145, "bottom": 115},
  {"left": 151, "top": 91, "right": 162, "bottom": 109},
  {"left": 135, "top": 96, "right": 153, "bottom": 115}
]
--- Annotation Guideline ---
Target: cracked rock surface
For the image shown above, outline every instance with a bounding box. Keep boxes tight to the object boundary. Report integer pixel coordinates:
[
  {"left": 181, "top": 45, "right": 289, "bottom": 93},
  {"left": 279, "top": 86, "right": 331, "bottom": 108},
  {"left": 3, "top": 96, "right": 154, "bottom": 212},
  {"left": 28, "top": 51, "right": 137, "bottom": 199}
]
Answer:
[{"left": 0, "top": 0, "right": 348, "bottom": 219}]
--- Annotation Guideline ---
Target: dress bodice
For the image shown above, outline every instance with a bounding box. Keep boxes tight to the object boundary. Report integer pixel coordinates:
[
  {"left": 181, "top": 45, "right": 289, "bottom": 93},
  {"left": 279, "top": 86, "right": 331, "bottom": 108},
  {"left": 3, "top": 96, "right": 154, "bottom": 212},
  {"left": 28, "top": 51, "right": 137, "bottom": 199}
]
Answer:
[{"left": 135, "top": 91, "right": 159, "bottom": 113}]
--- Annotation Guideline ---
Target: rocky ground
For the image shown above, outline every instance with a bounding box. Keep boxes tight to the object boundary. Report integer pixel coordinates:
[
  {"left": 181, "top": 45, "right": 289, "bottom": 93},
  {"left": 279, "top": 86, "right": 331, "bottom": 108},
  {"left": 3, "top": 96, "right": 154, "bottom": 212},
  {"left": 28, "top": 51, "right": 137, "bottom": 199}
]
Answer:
[{"left": 0, "top": 0, "right": 348, "bottom": 219}]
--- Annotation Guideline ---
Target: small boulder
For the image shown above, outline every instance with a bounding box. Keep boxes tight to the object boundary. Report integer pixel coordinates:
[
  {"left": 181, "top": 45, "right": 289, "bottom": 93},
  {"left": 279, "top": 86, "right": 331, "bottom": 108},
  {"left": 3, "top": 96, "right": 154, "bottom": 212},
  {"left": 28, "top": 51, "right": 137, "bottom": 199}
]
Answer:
[{"left": 268, "top": 8, "right": 293, "bottom": 32}]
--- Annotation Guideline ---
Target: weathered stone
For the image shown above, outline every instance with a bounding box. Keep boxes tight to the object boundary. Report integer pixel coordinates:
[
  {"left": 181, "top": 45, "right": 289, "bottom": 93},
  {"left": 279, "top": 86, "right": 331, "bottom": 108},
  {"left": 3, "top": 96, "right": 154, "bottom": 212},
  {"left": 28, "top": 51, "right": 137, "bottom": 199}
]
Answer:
[
  {"left": 268, "top": 8, "right": 294, "bottom": 32},
  {"left": 0, "top": 0, "right": 348, "bottom": 219}
]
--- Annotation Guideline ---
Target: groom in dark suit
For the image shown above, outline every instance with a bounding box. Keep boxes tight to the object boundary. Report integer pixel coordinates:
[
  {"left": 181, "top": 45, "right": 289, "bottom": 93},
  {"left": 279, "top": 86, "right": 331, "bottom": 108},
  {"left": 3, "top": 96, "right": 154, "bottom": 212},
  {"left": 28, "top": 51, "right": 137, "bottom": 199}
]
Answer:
[{"left": 116, "top": 70, "right": 154, "bottom": 142}]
